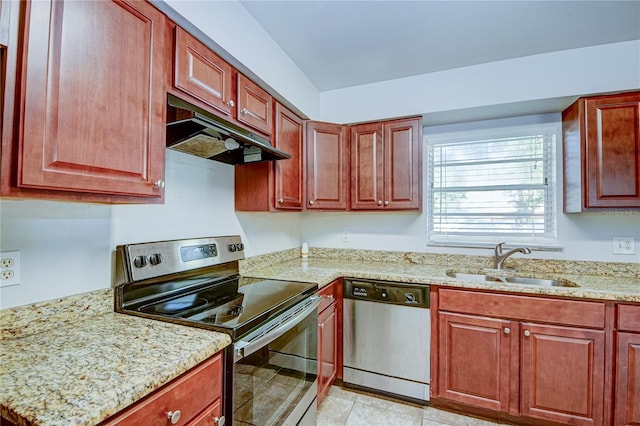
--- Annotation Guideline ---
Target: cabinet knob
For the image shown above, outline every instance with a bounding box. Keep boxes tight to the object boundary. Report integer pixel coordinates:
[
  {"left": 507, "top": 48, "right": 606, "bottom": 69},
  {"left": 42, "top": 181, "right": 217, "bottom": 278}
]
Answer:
[
  {"left": 241, "top": 108, "right": 248, "bottom": 115},
  {"left": 504, "top": 327, "right": 510, "bottom": 335},
  {"left": 319, "top": 323, "right": 324, "bottom": 329},
  {"left": 524, "top": 330, "right": 531, "bottom": 337},
  {"left": 153, "top": 180, "right": 165, "bottom": 189},
  {"left": 214, "top": 415, "right": 226, "bottom": 426},
  {"left": 309, "top": 200, "right": 314, "bottom": 206},
  {"left": 277, "top": 198, "right": 284, "bottom": 204},
  {"left": 166, "top": 410, "right": 181, "bottom": 424},
  {"left": 377, "top": 200, "right": 383, "bottom": 206},
  {"left": 326, "top": 295, "right": 334, "bottom": 300},
  {"left": 384, "top": 200, "right": 390, "bottom": 206},
  {"left": 227, "top": 100, "right": 235, "bottom": 108}
]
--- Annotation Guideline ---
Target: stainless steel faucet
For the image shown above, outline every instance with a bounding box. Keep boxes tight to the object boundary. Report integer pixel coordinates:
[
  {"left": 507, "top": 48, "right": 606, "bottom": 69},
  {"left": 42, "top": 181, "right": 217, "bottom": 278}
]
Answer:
[{"left": 494, "top": 242, "right": 532, "bottom": 270}]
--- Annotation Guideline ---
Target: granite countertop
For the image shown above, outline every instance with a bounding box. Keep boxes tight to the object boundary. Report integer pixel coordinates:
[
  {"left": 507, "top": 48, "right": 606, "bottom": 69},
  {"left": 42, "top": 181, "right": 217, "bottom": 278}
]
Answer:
[
  {"left": 0, "top": 289, "right": 232, "bottom": 426},
  {"left": 242, "top": 256, "right": 640, "bottom": 303}
]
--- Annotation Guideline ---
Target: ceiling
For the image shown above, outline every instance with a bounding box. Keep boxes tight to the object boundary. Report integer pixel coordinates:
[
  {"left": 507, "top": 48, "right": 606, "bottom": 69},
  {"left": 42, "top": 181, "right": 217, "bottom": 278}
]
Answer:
[{"left": 239, "top": 1, "right": 640, "bottom": 92}]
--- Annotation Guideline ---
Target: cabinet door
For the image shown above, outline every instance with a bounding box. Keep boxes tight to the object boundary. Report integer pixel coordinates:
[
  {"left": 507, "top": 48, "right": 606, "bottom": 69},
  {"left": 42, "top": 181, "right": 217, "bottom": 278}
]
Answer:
[
  {"left": 585, "top": 93, "right": 640, "bottom": 208},
  {"left": 383, "top": 118, "right": 422, "bottom": 210},
  {"left": 174, "top": 26, "right": 233, "bottom": 116},
  {"left": 19, "top": 0, "right": 166, "bottom": 197},
  {"left": 437, "top": 312, "right": 512, "bottom": 412},
  {"left": 350, "top": 123, "right": 384, "bottom": 209},
  {"left": 237, "top": 73, "right": 273, "bottom": 135},
  {"left": 306, "top": 121, "right": 349, "bottom": 210},
  {"left": 318, "top": 302, "right": 337, "bottom": 405},
  {"left": 615, "top": 332, "right": 640, "bottom": 426},
  {"left": 273, "top": 103, "right": 303, "bottom": 209},
  {"left": 520, "top": 322, "right": 605, "bottom": 426}
]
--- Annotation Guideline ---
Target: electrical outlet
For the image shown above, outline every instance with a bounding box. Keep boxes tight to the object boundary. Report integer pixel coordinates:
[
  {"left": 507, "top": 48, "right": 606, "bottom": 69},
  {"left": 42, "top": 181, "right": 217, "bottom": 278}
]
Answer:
[
  {"left": 342, "top": 231, "right": 350, "bottom": 243},
  {"left": 0, "top": 250, "right": 20, "bottom": 287},
  {"left": 613, "top": 237, "right": 636, "bottom": 255}
]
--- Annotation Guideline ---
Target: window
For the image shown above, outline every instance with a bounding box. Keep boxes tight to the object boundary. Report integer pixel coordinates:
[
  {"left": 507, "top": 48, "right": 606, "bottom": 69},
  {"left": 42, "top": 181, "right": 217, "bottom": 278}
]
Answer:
[{"left": 427, "top": 124, "right": 557, "bottom": 247}]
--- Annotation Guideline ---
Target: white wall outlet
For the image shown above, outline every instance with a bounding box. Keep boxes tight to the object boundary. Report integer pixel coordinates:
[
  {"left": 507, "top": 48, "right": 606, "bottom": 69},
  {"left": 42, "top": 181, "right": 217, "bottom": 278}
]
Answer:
[
  {"left": 612, "top": 237, "right": 636, "bottom": 255},
  {"left": 342, "top": 231, "right": 350, "bottom": 243},
  {"left": 0, "top": 250, "right": 20, "bottom": 287}
]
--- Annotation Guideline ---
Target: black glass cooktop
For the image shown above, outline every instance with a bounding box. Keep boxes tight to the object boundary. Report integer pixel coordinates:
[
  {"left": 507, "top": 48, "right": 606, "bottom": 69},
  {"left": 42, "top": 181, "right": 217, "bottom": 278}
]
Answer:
[{"left": 125, "top": 277, "right": 317, "bottom": 339}]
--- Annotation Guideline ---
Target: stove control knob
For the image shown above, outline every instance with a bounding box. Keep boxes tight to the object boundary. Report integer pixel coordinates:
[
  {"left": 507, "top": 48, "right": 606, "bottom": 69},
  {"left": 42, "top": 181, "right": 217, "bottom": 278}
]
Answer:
[
  {"left": 237, "top": 243, "right": 244, "bottom": 251},
  {"left": 166, "top": 410, "right": 181, "bottom": 424},
  {"left": 149, "top": 253, "right": 163, "bottom": 266},
  {"left": 133, "top": 255, "right": 147, "bottom": 268},
  {"left": 228, "top": 244, "right": 237, "bottom": 252}
]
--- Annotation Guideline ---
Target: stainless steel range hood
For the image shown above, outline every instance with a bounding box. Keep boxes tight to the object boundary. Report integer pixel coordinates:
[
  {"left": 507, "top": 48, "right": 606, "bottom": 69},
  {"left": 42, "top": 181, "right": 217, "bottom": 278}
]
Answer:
[{"left": 166, "top": 94, "right": 291, "bottom": 164}]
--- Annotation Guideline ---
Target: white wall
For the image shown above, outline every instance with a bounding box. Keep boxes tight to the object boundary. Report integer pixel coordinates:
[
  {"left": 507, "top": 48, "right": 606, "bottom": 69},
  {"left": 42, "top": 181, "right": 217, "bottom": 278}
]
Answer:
[
  {"left": 301, "top": 114, "right": 640, "bottom": 264},
  {"left": 0, "top": 151, "right": 302, "bottom": 309},
  {"left": 318, "top": 40, "right": 640, "bottom": 123}
]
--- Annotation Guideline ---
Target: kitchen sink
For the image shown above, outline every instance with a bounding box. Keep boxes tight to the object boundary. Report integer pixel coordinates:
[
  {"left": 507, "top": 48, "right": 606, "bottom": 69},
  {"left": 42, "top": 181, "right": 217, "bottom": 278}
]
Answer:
[{"left": 445, "top": 270, "right": 578, "bottom": 287}]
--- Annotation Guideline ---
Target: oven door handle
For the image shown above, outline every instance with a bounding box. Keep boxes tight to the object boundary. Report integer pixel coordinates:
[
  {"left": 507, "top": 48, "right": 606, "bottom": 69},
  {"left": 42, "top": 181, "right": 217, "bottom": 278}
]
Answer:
[{"left": 234, "top": 295, "right": 322, "bottom": 362}]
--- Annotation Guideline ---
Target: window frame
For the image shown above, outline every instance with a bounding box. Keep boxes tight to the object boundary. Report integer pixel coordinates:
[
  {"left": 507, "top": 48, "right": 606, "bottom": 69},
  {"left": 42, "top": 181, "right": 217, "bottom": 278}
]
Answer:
[{"left": 426, "top": 123, "right": 560, "bottom": 249}]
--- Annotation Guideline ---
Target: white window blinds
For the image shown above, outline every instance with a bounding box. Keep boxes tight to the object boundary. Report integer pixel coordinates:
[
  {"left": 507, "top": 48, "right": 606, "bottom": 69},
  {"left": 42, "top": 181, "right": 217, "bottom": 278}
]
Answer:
[{"left": 428, "top": 127, "right": 556, "bottom": 246}]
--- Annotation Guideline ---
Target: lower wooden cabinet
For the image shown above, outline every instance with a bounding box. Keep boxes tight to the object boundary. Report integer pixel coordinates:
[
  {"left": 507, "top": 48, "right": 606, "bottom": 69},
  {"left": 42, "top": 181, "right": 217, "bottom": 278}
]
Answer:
[
  {"left": 101, "top": 353, "right": 224, "bottom": 426},
  {"left": 433, "top": 288, "right": 608, "bottom": 426},
  {"left": 615, "top": 304, "right": 640, "bottom": 426},
  {"left": 317, "top": 279, "right": 342, "bottom": 404},
  {"left": 520, "top": 323, "right": 605, "bottom": 425}
]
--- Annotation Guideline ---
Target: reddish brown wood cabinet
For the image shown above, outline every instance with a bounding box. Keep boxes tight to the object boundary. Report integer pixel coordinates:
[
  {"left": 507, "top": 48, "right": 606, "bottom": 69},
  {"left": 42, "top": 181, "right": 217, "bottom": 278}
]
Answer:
[
  {"left": 433, "top": 288, "right": 607, "bottom": 425},
  {"left": 235, "top": 102, "right": 304, "bottom": 211},
  {"left": 306, "top": 121, "right": 349, "bottom": 210},
  {"left": 615, "top": 304, "right": 640, "bottom": 426},
  {"left": 174, "top": 26, "right": 234, "bottom": 117},
  {"left": 437, "top": 312, "right": 512, "bottom": 412},
  {"left": 563, "top": 92, "right": 640, "bottom": 212},
  {"left": 350, "top": 117, "right": 422, "bottom": 210},
  {"left": 317, "top": 279, "right": 343, "bottom": 404},
  {"left": 173, "top": 28, "right": 273, "bottom": 136},
  {"left": 101, "top": 353, "right": 224, "bottom": 426},
  {"left": 4, "top": 0, "right": 167, "bottom": 201}
]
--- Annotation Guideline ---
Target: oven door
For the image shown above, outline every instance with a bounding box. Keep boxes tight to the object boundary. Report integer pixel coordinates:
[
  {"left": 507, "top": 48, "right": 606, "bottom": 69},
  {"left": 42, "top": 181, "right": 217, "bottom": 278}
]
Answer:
[{"left": 232, "top": 296, "right": 321, "bottom": 426}]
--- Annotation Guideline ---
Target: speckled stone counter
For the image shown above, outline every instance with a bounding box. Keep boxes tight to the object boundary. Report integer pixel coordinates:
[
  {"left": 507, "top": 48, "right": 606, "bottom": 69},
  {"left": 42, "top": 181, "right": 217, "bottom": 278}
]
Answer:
[
  {"left": 0, "top": 289, "right": 232, "bottom": 426},
  {"left": 241, "top": 252, "right": 640, "bottom": 303}
]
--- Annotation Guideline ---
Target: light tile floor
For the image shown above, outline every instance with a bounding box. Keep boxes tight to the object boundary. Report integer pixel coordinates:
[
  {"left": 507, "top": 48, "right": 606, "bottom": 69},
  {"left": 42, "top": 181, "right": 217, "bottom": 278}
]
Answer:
[{"left": 318, "top": 386, "right": 501, "bottom": 426}]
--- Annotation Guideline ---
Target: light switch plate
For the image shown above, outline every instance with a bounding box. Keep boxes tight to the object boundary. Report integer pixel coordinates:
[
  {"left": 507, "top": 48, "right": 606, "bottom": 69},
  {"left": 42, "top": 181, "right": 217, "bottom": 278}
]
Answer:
[{"left": 612, "top": 237, "right": 636, "bottom": 255}]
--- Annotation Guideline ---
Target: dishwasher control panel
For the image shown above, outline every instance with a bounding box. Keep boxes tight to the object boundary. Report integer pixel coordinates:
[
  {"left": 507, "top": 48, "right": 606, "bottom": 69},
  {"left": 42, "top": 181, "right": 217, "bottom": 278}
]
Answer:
[{"left": 344, "top": 279, "right": 429, "bottom": 307}]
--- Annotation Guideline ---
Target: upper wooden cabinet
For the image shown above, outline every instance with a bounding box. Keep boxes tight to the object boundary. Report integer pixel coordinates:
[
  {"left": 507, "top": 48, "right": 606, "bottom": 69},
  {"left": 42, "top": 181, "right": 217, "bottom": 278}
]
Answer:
[
  {"left": 2, "top": 0, "right": 167, "bottom": 201},
  {"left": 174, "top": 26, "right": 234, "bottom": 117},
  {"left": 173, "top": 27, "right": 273, "bottom": 136},
  {"left": 235, "top": 102, "right": 304, "bottom": 211},
  {"left": 237, "top": 73, "right": 273, "bottom": 136},
  {"left": 563, "top": 92, "right": 640, "bottom": 212},
  {"left": 306, "top": 121, "right": 349, "bottom": 210},
  {"left": 350, "top": 117, "right": 422, "bottom": 210}
]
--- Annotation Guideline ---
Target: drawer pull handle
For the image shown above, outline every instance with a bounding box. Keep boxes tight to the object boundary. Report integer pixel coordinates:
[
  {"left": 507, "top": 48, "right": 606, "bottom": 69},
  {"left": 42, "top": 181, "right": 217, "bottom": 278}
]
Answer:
[
  {"left": 524, "top": 330, "right": 531, "bottom": 337},
  {"left": 167, "top": 410, "right": 181, "bottom": 424},
  {"left": 503, "top": 327, "right": 510, "bottom": 335},
  {"left": 214, "top": 415, "right": 226, "bottom": 426}
]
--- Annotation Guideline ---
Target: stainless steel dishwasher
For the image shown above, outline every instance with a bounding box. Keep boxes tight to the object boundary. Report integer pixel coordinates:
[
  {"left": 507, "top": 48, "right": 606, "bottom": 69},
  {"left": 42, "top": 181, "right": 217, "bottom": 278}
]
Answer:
[{"left": 343, "top": 278, "right": 430, "bottom": 403}]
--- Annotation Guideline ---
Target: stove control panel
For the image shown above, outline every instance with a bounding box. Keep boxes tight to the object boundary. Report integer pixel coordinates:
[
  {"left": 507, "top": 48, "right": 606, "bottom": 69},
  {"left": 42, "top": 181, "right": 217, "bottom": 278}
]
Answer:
[{"left": 116, "top": 235, "right": 244, "bottom": 283}]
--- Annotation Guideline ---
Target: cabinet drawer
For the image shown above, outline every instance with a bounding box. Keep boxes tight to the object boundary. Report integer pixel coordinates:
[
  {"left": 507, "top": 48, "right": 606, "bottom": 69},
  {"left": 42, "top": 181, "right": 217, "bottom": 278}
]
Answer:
[
  {"left": 318, "top": 280, "right": 340, "bottom": 313},
  {"left": 438, "top": 288, "right": 605, "bottom": 329},
  {"left": 102, "top": 354, "right": 222, "bottom": 426},
  {"left": 618, "top": 304, "right": 640, "bottom": 332}
]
